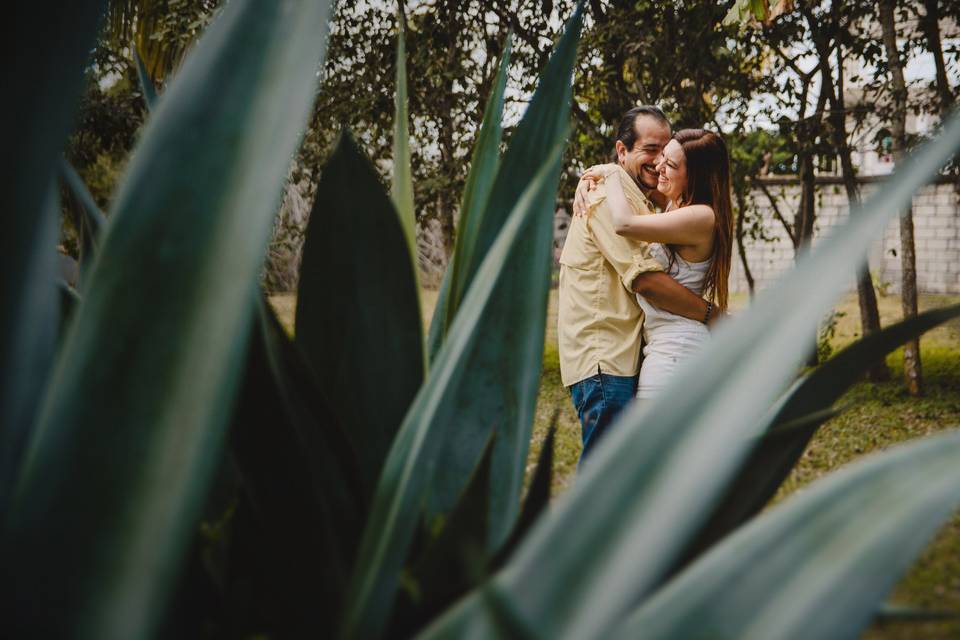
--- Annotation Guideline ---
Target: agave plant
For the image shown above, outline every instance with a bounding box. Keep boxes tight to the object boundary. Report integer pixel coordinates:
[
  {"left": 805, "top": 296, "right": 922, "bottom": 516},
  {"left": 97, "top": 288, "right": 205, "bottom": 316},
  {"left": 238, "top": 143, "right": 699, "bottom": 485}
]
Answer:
[{"left": 3, "top": 1, "right": 960, "bottom": 639}]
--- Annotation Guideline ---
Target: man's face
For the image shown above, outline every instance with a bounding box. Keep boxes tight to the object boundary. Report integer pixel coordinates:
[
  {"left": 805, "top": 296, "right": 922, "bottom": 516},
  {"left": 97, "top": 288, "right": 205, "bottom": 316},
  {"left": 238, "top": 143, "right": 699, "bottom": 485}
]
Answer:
[{"left": 616, "top": 115, "right": 671, "bottom": 189}]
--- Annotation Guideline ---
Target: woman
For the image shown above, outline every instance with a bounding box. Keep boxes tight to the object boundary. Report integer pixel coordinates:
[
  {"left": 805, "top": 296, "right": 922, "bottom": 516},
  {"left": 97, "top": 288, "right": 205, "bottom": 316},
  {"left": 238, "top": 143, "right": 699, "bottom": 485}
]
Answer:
[{"left": 574, "top": 128, "right": 733, "bottom": 399}]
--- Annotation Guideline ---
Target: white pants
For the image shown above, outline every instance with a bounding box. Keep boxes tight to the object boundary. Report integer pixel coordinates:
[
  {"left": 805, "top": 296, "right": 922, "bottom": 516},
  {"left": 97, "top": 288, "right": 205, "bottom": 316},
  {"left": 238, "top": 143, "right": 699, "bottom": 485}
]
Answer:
[{"left": 636, "top": 330, "right": 709, "bottom": 400}]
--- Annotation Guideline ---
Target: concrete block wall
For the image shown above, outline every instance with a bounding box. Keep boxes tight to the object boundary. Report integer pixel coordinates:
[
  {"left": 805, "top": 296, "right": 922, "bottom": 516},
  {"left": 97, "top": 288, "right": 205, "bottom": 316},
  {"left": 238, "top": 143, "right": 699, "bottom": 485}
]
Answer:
[{"left": 731, "top": 183, "right": 960, "bottom": 295}]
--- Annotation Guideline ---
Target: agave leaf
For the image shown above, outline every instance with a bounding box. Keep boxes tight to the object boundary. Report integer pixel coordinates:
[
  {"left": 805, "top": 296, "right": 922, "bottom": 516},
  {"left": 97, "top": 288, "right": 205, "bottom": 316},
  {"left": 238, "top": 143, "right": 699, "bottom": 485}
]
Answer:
[
  {"left": 774, "top": 302, "right": 960, "bottom": 426},
  {"left": 613, "top": 431, "right": 960, "bottom": 640},
  {"left": 230, "top": 297, "right": 365, "bottom": 635},
  {"left": 392, "top": 25, "right": 417, "bottom": 271},
  {"left": 60, "top": 159, "right": 107, "bottom": 240},
  {"left": 427, "top": 35, "right": 512, "bottom": 361},
  {"left": 446, "top": 13, "right": 579, "bottom": 324},
  {"left": 0, "top": 184, "right": 60, "bottom": 518},
  {"left": 480, "top": 581, "right": 540, "bottom": 640},
  {"left": 426, "top": 264, "right": 454, "bottom": 363},
  {"left": 5, "top": 1, "right": 333, "bottom": 637},
  {"left": 394, "top": 435, "right": 495, "bottom": 637},
  {"left": 0, "top": 0, "right": 103, "bottom": 516},
  {"left": 341, "top": 146, "right": 565, "bottom": 640},
  {"left": 60, "top": 159, "right": 108, "bottom": 283},
  {"left": 875, "top": 603, "right": 960, "bottom": 623},
  {"left": 134, "top": 44, "right": 159, "bottom": 111},
  {"left": 295, "top": 131, "right": 423, "bottom": 500},
  {"left": 492, "top": 417, "right": 557, "bottom": 569},
  {"left": 673, "top": 303, "right": 960, "bottom": 571},
  {"left": 424, "top": 3, "right": 584, "bottom": 545},
  {"left": 57, "top": 279, "right": 81, "bottom": 346},
  {"left": 417, "top": 113, "right": 960, "bottom": 640}
]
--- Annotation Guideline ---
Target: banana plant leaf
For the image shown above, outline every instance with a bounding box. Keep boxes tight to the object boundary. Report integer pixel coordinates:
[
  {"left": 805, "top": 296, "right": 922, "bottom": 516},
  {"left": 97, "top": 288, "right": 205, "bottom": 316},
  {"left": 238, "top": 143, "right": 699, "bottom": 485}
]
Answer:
[
  {"left": 0, "top": 0, "right": 104, "bottom": 516},
  {"left": 341, "top": 148, "right": 565, "bottom": 640},
  {"left": 672, "top": 303, "right": 960, "bottom": 573},
  {"left": 295, "top": 131, "right": 424, "bottom": 501},
  {"left": 229, "top": 297, "right": 365, "bottom": 635},
  {"left": 417, "top": 113, "right": 960, "bottom": 640},
  {"left": 426, "top": 36, "right": 512, "bottom": 362},
  {"left": 5, "top": 2, "right": 333, "bottom": 637},
  {"left": 423, "top": 2, "right": 584, "bottom": 543},
  {"left": 613, "top": 430, "right": 960, "bottom": 640}
]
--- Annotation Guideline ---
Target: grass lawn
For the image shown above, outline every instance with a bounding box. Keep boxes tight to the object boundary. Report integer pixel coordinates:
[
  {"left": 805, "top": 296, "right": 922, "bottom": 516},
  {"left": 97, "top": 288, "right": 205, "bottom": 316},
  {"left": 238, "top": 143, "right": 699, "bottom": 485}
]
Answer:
[{"left": 269, "top": 288, "right": 960, "bottom": 638}]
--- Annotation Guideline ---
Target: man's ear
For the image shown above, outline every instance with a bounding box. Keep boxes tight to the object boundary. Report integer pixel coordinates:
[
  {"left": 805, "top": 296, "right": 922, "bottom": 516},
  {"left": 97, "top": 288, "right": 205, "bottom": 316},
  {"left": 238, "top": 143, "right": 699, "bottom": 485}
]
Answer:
[{"left": 614, "top": 140, "right": 626, "bottom": 162}]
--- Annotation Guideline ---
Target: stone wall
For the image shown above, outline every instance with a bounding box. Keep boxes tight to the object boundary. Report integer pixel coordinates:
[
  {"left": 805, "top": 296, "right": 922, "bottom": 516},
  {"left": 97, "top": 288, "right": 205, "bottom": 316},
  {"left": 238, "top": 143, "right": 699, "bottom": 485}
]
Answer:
[{"left": 732, "top": 180, "right": 960, "bottom": 295}]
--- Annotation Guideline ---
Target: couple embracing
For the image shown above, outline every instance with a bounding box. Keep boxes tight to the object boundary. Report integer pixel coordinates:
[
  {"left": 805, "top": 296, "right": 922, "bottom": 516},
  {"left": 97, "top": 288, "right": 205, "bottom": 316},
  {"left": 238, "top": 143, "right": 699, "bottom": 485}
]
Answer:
[{"left": 558, "top": 105, "right": 733, "bottom": 464}]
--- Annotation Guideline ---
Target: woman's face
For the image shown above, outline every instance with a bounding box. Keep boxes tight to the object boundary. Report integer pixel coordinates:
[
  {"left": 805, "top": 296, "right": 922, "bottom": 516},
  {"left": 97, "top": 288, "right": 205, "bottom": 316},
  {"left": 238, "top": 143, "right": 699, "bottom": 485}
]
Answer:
[{"left": 655, "top": 139, "right": 688, "bottom": 203}]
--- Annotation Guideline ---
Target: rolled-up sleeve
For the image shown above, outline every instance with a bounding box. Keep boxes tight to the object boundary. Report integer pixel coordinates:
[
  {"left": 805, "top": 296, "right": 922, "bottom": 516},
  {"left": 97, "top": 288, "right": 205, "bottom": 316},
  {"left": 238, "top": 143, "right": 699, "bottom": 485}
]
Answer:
[{"left": 586, "top": 187, "right": 663, "bottom": 292}]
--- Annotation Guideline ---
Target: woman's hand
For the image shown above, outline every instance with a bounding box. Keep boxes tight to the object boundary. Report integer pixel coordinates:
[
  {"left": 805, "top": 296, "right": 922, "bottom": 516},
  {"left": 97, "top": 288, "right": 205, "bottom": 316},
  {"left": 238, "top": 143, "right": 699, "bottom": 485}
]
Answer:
[
  {"left": 707, "top": 308, "right": 730, "bottom": 329},
  {"left": 572, "top": 166, "right": 605, "bottom": 217}
]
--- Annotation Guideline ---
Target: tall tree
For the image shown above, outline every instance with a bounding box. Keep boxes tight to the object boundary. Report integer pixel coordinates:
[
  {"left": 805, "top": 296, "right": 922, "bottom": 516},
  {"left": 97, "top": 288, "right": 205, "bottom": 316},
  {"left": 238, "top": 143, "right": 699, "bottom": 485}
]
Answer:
[
  {"left": 803, "top": 1, "right": 888, "bottom": 379},
  {"left": 879, "top": 0, "right": 922, "bottom": 394},
  {"left": 918, "top": 0, "right": 955, "bottom": 117}
]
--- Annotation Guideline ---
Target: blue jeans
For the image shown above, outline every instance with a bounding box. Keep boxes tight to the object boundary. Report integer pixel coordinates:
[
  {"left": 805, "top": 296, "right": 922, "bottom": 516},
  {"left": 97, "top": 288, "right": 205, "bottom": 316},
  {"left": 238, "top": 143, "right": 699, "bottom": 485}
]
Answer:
[{"left": 569, "top": 370, "right": 639, "bottom": 465}]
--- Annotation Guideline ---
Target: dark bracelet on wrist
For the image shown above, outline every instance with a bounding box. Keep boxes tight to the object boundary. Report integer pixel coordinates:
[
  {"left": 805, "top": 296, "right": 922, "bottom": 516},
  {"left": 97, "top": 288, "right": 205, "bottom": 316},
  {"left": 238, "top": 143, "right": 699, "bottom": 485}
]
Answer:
[{"left": 703, "top": 301, "right": 714, "bottom": 324}]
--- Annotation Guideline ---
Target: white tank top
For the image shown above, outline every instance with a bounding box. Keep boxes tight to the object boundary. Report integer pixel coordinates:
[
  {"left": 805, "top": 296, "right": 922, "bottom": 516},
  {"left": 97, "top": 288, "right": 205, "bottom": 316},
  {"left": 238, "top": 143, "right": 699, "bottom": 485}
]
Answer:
[{"left": 638, "top": 243, "right": 712, "bottom": 345}]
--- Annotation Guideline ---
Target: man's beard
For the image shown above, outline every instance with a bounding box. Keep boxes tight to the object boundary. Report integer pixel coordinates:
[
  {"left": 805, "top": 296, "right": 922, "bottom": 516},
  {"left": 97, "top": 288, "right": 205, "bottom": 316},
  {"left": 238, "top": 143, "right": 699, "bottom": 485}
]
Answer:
[{"left": 635, "top": 165, "right": 659, "bottom": 192}]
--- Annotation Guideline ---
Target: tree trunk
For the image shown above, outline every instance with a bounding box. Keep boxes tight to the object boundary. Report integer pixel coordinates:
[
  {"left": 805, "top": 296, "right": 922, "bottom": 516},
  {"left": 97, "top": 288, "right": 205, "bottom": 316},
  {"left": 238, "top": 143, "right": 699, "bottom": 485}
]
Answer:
[
  {"left": 734, "top": 190, "right": 755, "bottom": 296},
  {"left": 880, "top": 0, "right": 922, "bottom": 395},
  {"left": 823, "top": 38, "right": 889, "bottom": 381},
  {"left": 921, "top": 0, "right": 953, "bottom": 117},
  {"left": 798, "top": 152, "right": 819, "bottom": 367},
  {"left": 437, "top": 190, "right": 454, "bottom": 262},
  {"left": 796, "top": 153, "right": 816, "bottom": 254}
]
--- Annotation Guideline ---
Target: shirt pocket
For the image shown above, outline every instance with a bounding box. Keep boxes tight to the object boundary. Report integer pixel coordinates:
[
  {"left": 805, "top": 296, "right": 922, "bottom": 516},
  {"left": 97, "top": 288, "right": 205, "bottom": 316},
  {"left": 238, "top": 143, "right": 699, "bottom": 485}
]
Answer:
[{"left": 558, "top": 217, "right": 597, "bottom": 270}]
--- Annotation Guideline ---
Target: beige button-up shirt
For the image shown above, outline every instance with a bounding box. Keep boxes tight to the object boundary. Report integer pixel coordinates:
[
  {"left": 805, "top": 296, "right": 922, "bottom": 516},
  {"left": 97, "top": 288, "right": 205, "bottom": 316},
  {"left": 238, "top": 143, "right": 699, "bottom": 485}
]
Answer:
[{"left": 557, "top": 163, "right": 664, "bottom": 386}]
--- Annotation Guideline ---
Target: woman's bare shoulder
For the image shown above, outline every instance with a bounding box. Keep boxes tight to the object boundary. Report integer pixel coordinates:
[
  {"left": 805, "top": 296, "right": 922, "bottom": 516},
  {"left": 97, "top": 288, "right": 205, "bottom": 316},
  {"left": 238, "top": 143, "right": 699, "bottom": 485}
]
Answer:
[{"left": 669, "top": 203, "right": 715, "bottom": 221}]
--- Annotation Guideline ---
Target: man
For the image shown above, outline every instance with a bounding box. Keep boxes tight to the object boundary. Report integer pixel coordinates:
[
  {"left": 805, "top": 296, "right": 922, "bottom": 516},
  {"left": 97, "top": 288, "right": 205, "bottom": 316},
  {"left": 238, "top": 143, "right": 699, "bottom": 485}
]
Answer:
[{"left": 558, "top": 105, "right": 712, "bottom": 463}]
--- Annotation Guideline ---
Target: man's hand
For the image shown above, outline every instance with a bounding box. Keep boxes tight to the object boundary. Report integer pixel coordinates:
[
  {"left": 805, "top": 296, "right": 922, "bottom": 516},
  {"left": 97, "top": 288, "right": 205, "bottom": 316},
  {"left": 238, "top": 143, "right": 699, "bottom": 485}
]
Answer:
[{"left": 632, "top": 271, "right": 711, "bottom": 324}]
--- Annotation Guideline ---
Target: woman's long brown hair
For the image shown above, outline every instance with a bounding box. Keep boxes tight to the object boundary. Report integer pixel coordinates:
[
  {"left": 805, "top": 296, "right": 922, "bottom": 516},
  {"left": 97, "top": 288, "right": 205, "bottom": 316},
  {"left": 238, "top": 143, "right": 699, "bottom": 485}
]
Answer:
[{"left": 669, "top": 128, "right": 734, "bottom": 311}]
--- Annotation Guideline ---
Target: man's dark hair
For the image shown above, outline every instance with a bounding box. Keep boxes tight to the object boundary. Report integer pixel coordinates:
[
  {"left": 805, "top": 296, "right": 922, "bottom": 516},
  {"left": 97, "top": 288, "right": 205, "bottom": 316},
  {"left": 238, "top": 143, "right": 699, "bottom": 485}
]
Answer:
[{"left": 609, "top": 105, "right": 670, "bottom": 162}]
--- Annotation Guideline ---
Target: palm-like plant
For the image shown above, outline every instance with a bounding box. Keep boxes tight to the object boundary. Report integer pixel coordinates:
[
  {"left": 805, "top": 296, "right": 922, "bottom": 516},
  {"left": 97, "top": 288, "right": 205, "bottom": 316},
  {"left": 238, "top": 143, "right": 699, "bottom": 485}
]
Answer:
[{"left": 3, "top": 1, "right": 960, "bottom": 639}]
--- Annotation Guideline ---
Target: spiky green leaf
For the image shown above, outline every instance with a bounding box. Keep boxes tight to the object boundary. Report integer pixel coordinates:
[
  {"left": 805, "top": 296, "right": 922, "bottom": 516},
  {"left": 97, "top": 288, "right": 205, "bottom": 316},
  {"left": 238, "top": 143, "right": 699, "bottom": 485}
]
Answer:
[
  {"left": 60, "top": 160, "right": 107, "bottom": 283},
  {"left": 0, "top": 0, "right": 103, "bottom": 516},
  {"left": 393, "top": 435, "right": 495, "bottom": 638},
  {"left": 5, "top": 2, "right": 333, "bottom": 637},
  {"left": 673, "top": 302, "right": 960, "bottom": 572},
  {"left": 614, "top": 431, "right": 960, "bottom": 640},
  {"left": 134, "top": 44, "right": 159, "bottom": 111},
  {"left": 492, "top": 417, "right": 556, "bottom": 569},
  {"left": 341, "top": 146, "right": 565, "bottom": 640},
  {"left": 392, "top": 25, "right": 417, "bottom": 267},
  {"left": 427, "top": 35, "right": 512, "bottom": 361},
  {"left": 446, "top": 14, "right": 579, "bottom": 323},
  {"left": 424, "top": 3, "right": 584, "bottom": 545},
  {"left": 295, "top": 131, "right": 424, "bottom": 500},
  {"left": 229, "top": 297, "right": 365, "bottom": 635}
]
